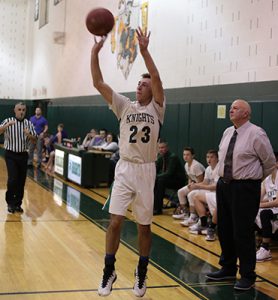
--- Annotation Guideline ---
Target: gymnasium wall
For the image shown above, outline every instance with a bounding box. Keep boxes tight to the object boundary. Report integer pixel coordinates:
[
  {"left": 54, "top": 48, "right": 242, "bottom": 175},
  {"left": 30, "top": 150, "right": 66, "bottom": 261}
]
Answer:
[
  {"left": 1, "top": 0, "right": 278, "bottom": 99},
  {"left": 46, "top": 80, "right": 278, "bottom": 164},
  {"left": 1, "top": 0, "right": 278, "bottom": 162}
]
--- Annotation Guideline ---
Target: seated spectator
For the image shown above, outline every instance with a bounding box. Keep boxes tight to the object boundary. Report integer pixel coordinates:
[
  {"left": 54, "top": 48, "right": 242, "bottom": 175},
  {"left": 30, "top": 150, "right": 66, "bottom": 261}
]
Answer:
[
  {"left": 255, "top": 152, "right": 278, "bottom": 262},
  {"left": 82, "top": 128, "right": 99, "bottom": 149},
  {"left": 173, "top": 147, "right": 205, "bottom": 220},
  {"left": 93, "top": 132, "right": 119, "bottom": 152},
  {"left": 52, "top": 123, "right": 67, "bottom": 144},
  {"left": 186, "top": 150, "right": 219, "bottom": 241},
  {"left": 90, "top": 128, "right": 107, "bottom": 147},
  {"left": 45, "top": 124, "right": 67, "bottom": 172},
  {"left": 43, "top": 134, "right": 54, "bottom": 166},
  {"left": 153, "top": 140, "right": 186, "bottom": 215}
]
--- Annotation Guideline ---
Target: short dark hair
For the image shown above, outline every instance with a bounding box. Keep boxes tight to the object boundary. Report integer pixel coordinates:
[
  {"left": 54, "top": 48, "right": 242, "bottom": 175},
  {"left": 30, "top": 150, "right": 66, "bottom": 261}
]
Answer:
[
  {"left": 15, "top": 102, "right": 26, "bottom": 107},
  {"left": 183, "top": 147, "right": 195, "bottom": 155},
  {"left": 158, "top": 138, "right": 168, "bottom": 145},
  {"left": 207, "top": 149, "right": 218, "bottom": 158},
  {"left": 141, "top": 73, "right": 151, "bottom": 79}
]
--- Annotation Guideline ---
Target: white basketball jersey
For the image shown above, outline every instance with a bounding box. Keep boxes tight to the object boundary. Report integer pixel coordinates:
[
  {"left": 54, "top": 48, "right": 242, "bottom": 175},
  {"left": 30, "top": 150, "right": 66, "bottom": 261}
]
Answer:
[
  {"left": 185, "top": 159, "right": 205, "bottom": 182},
  {"left": 204, "top": 163, "right": 220, "bottom": 185},
  {"left": 111, "top": 92, "right": 165, "bottom": 163},
  {"left": 263, "top": 173, "right": 278, "bottom": 202}
]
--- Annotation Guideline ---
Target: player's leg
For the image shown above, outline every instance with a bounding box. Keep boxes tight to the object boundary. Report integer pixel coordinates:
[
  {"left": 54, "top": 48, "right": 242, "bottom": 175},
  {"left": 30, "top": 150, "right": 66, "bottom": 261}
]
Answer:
[
  {"left": 173, "top": 185, "right": 190, "bottom": 219},
  {"left": 181, "top": 190, "right": 201, "bottom": 227},
  {"left": 132, "top": 162, "right": 155, "bottom": 297},
  {"left": 188, "top": 192, "right": 208, "bottom": 232},
  {"left": 133, "top": 224, "right": 151, "bottom": 297},
  {"left": 98, "top": 214, "right": 124, "bottom": 296},
  {"left": 256, "top": 209, "right": 273, "bottom": 262}
]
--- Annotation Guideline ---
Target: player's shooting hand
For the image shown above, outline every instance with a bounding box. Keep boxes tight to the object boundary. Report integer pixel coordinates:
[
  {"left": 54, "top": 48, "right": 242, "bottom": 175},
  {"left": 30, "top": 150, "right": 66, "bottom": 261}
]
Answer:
[
  {"left": 92, "top": 35, "right": 107, "bottom": 54},
  {"left": 136, "top": 27, "right": 150, "bottom": 53}
]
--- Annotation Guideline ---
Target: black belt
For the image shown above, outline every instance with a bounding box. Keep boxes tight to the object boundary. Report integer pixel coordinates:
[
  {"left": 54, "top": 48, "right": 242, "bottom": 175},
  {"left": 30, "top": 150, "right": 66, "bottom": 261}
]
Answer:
[{"left": 220, "top": 177, "right": 261, "bottom": 184}]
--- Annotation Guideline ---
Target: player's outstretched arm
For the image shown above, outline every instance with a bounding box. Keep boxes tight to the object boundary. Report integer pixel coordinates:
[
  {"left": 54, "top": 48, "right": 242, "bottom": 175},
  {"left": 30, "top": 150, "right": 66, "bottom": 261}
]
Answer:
[
  {"left": 91, "top": 36, "right": 113, "bottom": 105},
  {"left": 136, "top": 27, "right": 164, "bottom": 107}
]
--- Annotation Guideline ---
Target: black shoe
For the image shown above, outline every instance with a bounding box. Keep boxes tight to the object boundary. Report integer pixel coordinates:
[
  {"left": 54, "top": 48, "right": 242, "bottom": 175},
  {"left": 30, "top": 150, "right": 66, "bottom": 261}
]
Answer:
[
  {"left": 206, "top": 268, "right": 237, "bottom": 281},
  {"left": 234, "top": 278, "right": 255, "bottom": 290},
  {"left": 15, "top": 206, "right": 24, "bottom": 213},
  {"left": 8, "top": 206, "right": 15, "bottom": 214},
  {"left": 153, "top": 209, "right": 162, "bottom": 215}
]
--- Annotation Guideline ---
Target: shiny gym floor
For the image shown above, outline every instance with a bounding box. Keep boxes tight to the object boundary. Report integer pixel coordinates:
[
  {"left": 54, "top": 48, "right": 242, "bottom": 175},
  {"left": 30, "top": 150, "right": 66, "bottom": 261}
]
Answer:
[{"left": 0, "top": 152, "right": 277, "bottom": 299}]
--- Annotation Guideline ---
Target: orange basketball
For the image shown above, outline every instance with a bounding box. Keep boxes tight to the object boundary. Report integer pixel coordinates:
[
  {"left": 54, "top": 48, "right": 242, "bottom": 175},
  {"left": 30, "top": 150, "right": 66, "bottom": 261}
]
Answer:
[{"left": 85, "top": 8, "right": 115, "bottom": 36}]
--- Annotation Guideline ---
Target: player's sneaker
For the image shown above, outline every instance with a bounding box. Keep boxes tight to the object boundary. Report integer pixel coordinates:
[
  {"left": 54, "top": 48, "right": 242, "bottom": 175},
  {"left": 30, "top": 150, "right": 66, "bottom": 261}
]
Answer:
[
  {"left": 98, "top": 269, "right": 117, "bottom": 296},
  {"left": 205, "top": 227, "right": 216, "bottom": 241},
  {"left": 172, "top": 206, "right": 188, "bottom": 220},
  {"left": 256, "top": 247, "right": 272, "bottom": 262},
  {"left": 189, "top": 222, "right": 207, "bottom": 234},
  {"left": 133, "top": 267, "right": 147, "bottom": 297},
  {"left": 180, "top": 215, "right": 199, "bottom": 227}
]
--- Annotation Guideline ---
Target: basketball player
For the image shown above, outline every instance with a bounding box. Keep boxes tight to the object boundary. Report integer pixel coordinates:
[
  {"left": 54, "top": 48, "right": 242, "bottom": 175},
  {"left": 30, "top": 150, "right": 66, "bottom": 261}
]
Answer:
[{"left": 91, "top": 27, "right": 165, "bottom": 297}]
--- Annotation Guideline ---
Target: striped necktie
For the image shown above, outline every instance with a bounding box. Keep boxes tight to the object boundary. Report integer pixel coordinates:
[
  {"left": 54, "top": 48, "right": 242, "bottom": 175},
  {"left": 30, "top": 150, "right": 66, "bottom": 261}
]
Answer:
[{"left": 223, "top": 130, "right": 238, "bottom": 182}]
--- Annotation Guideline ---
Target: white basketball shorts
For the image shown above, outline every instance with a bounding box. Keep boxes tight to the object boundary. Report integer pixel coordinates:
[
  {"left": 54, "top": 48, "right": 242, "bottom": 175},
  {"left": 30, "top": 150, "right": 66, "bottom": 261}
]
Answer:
[{"left": 106, "top": 159, "right": 156, "bottom": 225}]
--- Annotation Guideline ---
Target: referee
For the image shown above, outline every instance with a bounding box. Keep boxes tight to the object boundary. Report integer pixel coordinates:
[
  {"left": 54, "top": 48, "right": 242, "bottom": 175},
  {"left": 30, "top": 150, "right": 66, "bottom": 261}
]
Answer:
[{"left": 0, "top": 102, "right": 37, "bottom": 213}]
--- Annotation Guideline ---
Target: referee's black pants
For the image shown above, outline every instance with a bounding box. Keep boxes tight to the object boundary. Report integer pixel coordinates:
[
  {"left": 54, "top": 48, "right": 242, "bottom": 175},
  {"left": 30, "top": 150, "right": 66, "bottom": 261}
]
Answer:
[
  {"left": 4, "top": 150, "right": 28, "bottom": 208},
  {"left": 216, "top": 178, "right": 261, "bottom": 281}
]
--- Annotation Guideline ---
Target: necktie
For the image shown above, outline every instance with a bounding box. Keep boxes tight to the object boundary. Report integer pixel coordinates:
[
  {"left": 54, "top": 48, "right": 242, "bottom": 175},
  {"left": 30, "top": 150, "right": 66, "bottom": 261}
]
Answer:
[{"left": 223, "top": 130, "right": 238, "bottom": 182}]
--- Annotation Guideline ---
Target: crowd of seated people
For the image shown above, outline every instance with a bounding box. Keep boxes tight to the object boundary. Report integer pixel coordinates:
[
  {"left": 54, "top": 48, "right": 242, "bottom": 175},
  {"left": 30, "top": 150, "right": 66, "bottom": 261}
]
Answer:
[
  {"left": 39, "top": 126, "right": 119, "bottom": 174},
  {"left": 153, "top": 143, "right": 278, "bottom": 255},
  {"left": 92, "top": 132, "right": 119, "bottom": 152}
]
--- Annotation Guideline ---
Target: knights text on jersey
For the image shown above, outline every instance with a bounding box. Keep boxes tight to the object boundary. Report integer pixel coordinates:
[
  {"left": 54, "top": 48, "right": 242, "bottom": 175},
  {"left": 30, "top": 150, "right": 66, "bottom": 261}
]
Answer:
[{"left": 111, "top": 92, "right": 165, "bottom": 163}]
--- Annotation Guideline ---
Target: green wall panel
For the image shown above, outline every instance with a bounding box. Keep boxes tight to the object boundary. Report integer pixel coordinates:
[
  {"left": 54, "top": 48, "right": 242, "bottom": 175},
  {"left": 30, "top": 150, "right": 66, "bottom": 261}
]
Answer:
[
  {"left": 262, "top": 102, "right": 278, "bottom": 151},
  {"left": 177, "top": 103, "right": 190, "bottom": 159},
  {"left": 47, "top": 106, "right": 119, "bottom": 139},
  {"left": 160, "top": 104, "right": 180, "bottom": 155}
]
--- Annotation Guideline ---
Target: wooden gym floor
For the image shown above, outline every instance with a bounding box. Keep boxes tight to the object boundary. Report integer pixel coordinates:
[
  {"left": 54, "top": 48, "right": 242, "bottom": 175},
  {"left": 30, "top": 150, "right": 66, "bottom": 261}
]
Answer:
[{"left": 0, "top": 154, "right": 277, "bottom": 299}]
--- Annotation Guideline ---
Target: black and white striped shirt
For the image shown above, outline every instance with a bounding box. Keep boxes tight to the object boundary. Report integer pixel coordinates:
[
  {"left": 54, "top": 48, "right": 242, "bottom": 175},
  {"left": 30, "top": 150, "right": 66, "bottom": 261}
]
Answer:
[{"left": 0, "top": 117, "right": 37, "bottom": 153}]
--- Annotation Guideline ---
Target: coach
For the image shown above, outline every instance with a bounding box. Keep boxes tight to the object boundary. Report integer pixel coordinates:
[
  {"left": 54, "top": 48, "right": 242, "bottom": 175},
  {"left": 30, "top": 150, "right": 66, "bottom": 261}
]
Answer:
[{"left": 206, "top": 99, "right": 275, "bottom": 290}]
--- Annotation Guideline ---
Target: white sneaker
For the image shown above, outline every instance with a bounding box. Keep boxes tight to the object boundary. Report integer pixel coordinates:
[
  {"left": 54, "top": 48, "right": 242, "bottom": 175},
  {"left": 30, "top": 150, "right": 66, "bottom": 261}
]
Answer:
[
  {"left": 180, "top": 215, "right": 199, "bottom": 227},
  {"left": 189, "top": 222, "right": 207, "bottom": 234},
  {"left": 256, "top": 247, "right": 272, "bottom": 262},
  {"left": 172, "top": 206, "right": 187, "bottom": 219},
  {"left": 133, "top": 267, "right": 147, "bottom": 297},
  {"left": 98, "top": 270, "right": 117, "bottom": 296}
]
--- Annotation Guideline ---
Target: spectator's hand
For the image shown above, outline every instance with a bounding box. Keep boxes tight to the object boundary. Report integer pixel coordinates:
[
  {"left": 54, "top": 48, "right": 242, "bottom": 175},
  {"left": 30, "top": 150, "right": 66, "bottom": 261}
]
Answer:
[
  {"left": 136, "top": 27, "right": 150, "bottom": 53},
  {"left": 39, "top": 132, "right": 44, "bottom": 138}
]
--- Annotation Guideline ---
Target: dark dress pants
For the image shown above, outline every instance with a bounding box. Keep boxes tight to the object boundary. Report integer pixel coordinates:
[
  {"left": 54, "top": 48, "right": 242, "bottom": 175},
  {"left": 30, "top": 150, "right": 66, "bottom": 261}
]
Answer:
[
  {"left": 216, "top": 178, "right": 261, "bottom": 280},
  {"left": 154, "top": 177, "right": 184, "bottom": 212},
  {"left": 5, "top": 150, "right": 28, "bottom": 208}
]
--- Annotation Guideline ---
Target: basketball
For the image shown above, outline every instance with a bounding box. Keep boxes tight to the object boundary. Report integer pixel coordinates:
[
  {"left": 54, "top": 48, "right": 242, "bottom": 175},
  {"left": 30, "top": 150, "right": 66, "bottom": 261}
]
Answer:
[{"left": 85, "top": 8, "right": 115, "bottom": 36}]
